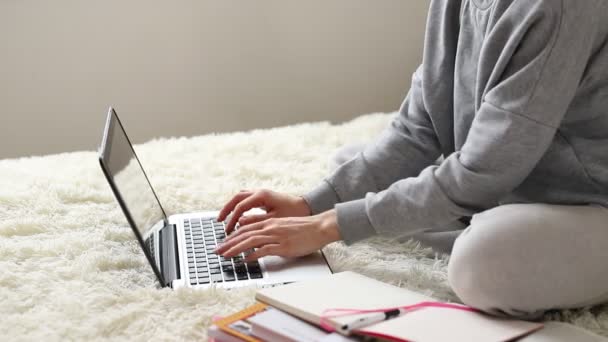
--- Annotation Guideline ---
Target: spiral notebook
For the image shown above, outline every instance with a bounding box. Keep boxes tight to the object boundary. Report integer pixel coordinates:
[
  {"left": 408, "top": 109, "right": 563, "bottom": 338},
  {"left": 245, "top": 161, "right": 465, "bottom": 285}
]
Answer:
[{"left": 256, "top": 271, "right": 544, "bottom": 342}]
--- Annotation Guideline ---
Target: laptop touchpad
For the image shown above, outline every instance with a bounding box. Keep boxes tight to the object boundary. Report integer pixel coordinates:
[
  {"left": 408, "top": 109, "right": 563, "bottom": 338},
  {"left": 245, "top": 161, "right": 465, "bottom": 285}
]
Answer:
[{"left": 260, "top": 252, "right": 332, "bottom": 282}]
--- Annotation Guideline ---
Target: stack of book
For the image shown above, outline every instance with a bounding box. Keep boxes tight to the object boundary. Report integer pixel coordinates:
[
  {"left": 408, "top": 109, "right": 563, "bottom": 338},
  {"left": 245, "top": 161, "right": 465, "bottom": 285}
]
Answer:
[
  {"left": 208, "top": 302, "right": 356, "bottom": 342},
  {"left": 208, "top": 272, "right": 543, "bottom": 342}
]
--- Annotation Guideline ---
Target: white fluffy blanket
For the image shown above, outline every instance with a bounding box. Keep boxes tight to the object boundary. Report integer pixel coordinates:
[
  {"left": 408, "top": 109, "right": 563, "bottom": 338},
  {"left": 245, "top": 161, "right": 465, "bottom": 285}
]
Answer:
[{"left": 1, "top": 113, "right": 607, "bottom": 340}]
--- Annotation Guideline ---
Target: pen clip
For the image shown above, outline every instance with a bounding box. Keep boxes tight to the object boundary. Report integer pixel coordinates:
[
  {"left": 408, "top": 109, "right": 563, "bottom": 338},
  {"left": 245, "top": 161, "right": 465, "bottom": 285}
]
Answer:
[{"left": 320, "top": 306, "right": 405, "bottom": 334}]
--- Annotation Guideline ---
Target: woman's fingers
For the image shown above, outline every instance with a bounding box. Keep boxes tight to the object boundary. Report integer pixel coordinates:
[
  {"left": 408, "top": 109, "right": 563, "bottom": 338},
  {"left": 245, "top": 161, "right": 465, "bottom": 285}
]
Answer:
[
  {"left": 238, "top": 213, "right": 272, "bottom": 227},
  {"left": 217, "top": 226, "right": 264, "bottom": 254},
  {"left": 224, "top": 193, "right": 269, "bottom": 233},
  {"left": 244, "top": 245, "right": 282, "bottom": 262},
  {"left": 225, "top": 219, "right": 268, "bottom": 241},
  {"left": 222, "top": 235, "right": 278, "bottom": 258},
  {"left": 224, "top": 190, "right": 276, "bottom": 233},
  {"left": 217, "top": 191, "right": 253, "bottom": 222},
  {"left": 217, "top": 211, "right": 340, "bottom": 262},
  {"left": 218, "top": 219, "right": 276, "bottom": 254}
]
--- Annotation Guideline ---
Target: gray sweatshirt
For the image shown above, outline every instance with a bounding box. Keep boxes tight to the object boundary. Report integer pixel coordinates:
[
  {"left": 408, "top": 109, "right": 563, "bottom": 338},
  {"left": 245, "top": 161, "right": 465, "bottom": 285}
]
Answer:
[{"left": 304, "top": 0, "right": 608, "bottom": 245}]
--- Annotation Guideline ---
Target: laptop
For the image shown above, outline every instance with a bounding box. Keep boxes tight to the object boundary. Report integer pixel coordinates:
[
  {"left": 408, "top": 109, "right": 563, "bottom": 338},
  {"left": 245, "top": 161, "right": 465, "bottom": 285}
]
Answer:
[{"left": 98, "top": 107, "right": 333, "bottom": 289}]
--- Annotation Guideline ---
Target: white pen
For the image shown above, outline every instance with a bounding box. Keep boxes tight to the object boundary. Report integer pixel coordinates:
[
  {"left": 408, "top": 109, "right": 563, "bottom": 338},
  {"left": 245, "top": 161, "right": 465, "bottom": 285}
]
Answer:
[{"left": 339, "top": 308, "right": 407, "bottom": 334}]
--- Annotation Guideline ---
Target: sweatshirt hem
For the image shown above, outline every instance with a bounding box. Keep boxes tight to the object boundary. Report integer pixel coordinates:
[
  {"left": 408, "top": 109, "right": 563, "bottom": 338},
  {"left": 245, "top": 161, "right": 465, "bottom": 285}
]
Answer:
[
  {"left": 336, "top": 199, "right": 377, "bottom": 245},
  {"left": 302, "top": 180, "right": 340, "bottom": 215}
]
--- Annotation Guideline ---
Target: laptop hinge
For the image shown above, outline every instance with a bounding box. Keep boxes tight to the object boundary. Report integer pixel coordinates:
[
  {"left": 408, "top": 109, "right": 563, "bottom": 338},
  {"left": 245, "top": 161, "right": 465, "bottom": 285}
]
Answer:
[{"left": 159, "top": 223, "right": 180, "bottom": 287}]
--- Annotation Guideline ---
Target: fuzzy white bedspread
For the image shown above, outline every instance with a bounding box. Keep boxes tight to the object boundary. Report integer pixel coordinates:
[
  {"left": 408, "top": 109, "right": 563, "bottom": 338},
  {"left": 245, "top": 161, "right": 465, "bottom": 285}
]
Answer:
[{"left": 1, "top": 113, "right": 607, "bottom": 341}]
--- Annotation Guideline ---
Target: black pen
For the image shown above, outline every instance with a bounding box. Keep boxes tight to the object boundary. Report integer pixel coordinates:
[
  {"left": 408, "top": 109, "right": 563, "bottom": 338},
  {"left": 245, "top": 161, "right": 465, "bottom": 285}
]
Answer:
[{"left": 339, "top": 308, "right": 407, "bottom": 334}]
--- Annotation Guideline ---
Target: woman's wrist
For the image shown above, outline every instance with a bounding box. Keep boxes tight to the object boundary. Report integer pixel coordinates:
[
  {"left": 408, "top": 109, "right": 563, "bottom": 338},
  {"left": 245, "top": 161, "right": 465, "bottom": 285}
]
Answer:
[
  {"left": 317, "top": 209, "right": 342, "bottom": 244},
  {"left": 295, "top": 196, "right": 313, "bottom": 216}
]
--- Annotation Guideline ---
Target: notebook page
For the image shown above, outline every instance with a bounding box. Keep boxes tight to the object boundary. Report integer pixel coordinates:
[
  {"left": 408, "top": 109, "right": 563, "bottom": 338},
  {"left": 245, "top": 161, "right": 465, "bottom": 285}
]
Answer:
[
  {"left": 256, "top": 271, "right": 544, "bottom": 341},
  {"left": 360, "top": 305, "right": 543, "bottom": 342},
  {"left": 256, "top": 271, "right": 432, "bottom": 329}
]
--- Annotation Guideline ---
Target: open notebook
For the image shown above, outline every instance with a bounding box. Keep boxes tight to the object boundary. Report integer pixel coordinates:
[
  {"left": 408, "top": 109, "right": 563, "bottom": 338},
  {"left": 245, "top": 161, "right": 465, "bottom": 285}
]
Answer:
[{"left": 256, "top": 271, "right": 543, "bottom": 342}]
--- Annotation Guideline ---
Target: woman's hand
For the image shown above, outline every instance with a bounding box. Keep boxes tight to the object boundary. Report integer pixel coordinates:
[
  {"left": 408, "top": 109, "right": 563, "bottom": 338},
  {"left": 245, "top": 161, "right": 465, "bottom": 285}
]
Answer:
[
  {"left": 215, "top": 209, "right": 341, "bottom": 262},
  {"left": 218, "top": 189, "right": 312, "bottom": 234}
]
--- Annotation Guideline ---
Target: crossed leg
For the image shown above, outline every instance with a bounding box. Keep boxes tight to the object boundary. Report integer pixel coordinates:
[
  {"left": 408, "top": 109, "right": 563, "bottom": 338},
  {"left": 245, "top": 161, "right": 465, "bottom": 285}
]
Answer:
[
  {"left": 448, "top": 203, "right": 608, "bottom": 318},
  {"left": 331, "top": 144, "right": 608, "bottom": 317}
]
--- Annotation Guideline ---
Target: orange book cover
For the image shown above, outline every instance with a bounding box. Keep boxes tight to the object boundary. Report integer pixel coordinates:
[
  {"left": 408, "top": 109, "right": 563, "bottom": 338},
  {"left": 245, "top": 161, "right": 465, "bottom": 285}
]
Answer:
[{"left": 213, "top": 302, "right": 269, "bottom": 342}]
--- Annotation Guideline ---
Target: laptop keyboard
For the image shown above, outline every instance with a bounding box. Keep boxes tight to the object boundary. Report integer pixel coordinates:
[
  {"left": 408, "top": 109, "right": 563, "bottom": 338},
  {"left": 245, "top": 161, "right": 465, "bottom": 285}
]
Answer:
[{"left": 184, "top": 218, "right": 263, "bottom": 286}]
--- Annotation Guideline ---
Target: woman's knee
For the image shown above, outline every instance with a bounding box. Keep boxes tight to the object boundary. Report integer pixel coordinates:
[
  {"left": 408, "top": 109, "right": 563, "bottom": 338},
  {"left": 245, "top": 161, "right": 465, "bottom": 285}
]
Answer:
[
  {"left": 447, "top": 205, "right": 550, "bottom": 318},
  {"left": 449, "top": 204, "right": 608, "bottom": 318}
]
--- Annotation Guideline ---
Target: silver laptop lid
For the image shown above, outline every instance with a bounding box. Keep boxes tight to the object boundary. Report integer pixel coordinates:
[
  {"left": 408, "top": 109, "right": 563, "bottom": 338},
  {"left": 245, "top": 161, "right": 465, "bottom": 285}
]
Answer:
[{"left": 98, "top": 107, "right": 170, "bottom": 286}]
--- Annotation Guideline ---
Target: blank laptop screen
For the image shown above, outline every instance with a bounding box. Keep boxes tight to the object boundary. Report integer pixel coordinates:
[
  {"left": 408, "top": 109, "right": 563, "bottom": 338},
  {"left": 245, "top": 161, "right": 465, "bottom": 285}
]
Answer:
[{"left": 103, "top": 111, "right": 166, "bottom": 243}]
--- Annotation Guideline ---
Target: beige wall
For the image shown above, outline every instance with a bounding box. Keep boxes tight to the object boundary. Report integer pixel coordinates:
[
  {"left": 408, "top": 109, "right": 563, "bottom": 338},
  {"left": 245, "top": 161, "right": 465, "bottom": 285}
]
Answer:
[{"left": 0, "top": 0, "right": 429, "bottom": 159}]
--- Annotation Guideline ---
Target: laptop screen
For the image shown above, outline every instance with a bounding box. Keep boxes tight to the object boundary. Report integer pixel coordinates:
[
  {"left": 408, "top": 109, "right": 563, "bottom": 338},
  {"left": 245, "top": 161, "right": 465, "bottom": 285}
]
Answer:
[{"left": 102, "top": 110, "right": 167, "bottom": 243}]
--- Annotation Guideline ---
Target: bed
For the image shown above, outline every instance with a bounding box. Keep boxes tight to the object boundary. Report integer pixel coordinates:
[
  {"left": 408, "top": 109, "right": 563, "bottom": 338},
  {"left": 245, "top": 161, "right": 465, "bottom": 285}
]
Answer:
[{"left": 1, "top": 113, "right": 606, "bottom": 340}]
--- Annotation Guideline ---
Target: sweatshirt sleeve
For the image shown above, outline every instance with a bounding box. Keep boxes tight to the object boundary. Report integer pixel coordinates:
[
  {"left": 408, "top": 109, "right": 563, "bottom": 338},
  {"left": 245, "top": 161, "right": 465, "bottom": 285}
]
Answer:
[
  {"left": 334, "top": 1, "right": 598, "bottom": 244},
  {"left": 303, "top": 66, "right": 443, "bottom": 243}
]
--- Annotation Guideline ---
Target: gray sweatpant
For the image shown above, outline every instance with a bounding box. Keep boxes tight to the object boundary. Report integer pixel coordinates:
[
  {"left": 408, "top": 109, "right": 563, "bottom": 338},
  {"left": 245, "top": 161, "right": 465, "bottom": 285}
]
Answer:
[{"left": 332, "top": 144, "right": 608, "bottom": 318}]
